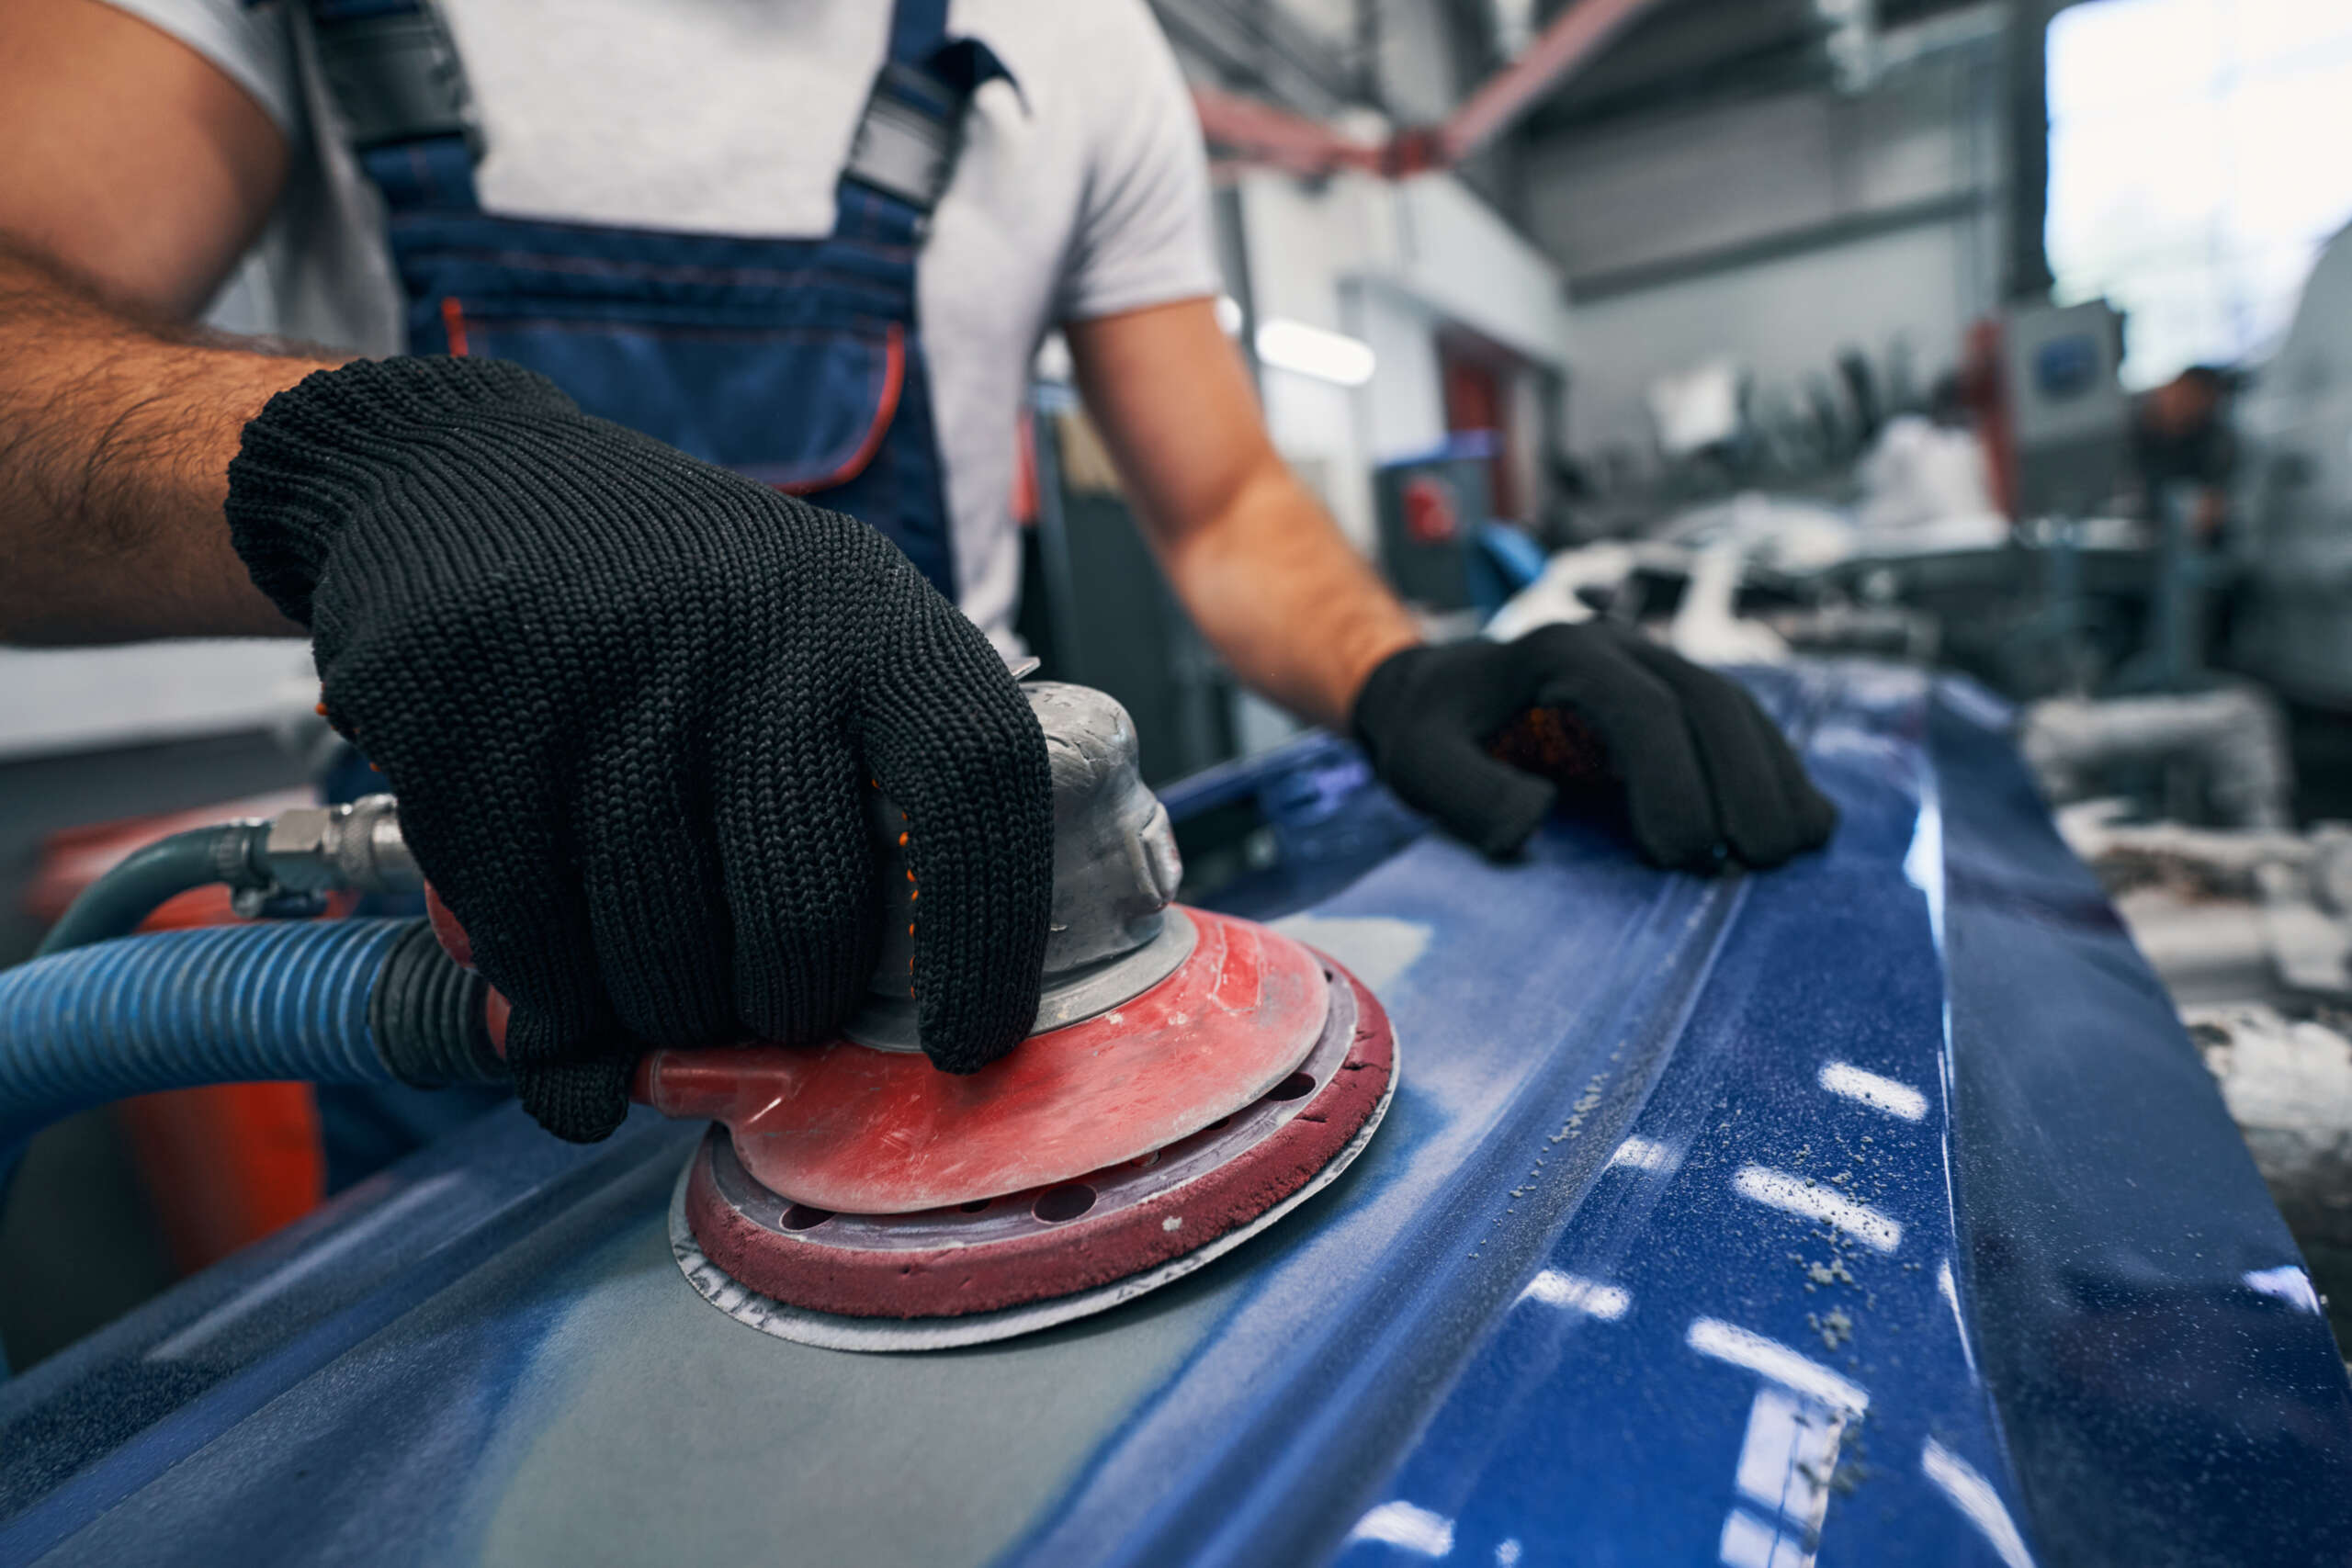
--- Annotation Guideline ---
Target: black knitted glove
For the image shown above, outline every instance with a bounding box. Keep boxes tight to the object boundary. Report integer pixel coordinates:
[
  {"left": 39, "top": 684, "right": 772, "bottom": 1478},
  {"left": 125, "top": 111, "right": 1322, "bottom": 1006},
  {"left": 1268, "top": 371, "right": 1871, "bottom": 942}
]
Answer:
[
  {"left": 1351, "top": 624, "right": 1836, "bottom": 870},
  {"left": 226, "top": 357, "right": 1053, "bottom": 1143}
]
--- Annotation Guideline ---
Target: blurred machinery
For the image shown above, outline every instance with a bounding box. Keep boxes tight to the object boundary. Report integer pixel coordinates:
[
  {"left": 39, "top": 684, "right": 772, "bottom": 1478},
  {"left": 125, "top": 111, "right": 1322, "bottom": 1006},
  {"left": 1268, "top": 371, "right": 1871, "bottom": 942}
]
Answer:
[
  {"left": 1999, "top": 299, "right": 2129, "bottom": 524},
  {"left": 2050, "top": 788, "right": 2352, "bottom": 1332},
  {"left": 1368, "top": 433, "right": 1546, "bottom": 624},
  {"left": 1373, "top": 434, "right": 1495, "bottom": 615},
  {"left": 1469, "top": 243, "right": 2352, "bottom": 1312},
  {"left": 2232, "top": 223, "right": 2352, "bottom": 819},
  {"left": 2234, "top": 227, "right": 2352, "bottom": 709}
]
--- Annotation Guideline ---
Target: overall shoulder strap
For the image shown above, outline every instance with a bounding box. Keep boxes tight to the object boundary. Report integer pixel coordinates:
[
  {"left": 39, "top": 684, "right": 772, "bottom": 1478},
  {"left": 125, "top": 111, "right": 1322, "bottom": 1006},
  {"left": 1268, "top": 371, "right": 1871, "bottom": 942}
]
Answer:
[
  {"left": 300, "top": 0, "right": 1003, "bottom": 229},
  {"left": 837, "top": 0, "right": 1012, "bottom": 236},
  {"left": 887, "top": 0, "right": 952, "bottom": 64},
  {"left": 300, "top": 0, "right": 482, "bottom": 211}
]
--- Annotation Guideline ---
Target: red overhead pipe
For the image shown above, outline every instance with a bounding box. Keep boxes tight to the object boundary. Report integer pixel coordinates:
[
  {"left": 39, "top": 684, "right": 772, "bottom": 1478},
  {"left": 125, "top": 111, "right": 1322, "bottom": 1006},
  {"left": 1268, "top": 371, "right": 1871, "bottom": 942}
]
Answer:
[
  {"left": 1191, "top": 0, "right": 1668, "bottom": 179},
  {"left": 1188, "top": 81, "right": 1386, "bottom": 179},
  {"left": 1436, "top": 0, "right": 1662, "bottom": 164}
]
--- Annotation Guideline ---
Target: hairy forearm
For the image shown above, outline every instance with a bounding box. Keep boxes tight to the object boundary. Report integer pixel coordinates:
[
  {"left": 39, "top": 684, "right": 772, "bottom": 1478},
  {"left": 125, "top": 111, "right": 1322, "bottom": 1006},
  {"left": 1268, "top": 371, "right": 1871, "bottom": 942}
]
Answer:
[
  {"left": 1155, "top": 463, "right": 1420, "bottom": 730},
  {"left": 0, "top": 242, "right": 335, "bottom": 643}
]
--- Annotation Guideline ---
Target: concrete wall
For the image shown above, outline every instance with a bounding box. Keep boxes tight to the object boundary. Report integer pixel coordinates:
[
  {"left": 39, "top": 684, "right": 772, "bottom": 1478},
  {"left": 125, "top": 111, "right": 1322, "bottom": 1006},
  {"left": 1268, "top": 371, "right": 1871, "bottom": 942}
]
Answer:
[
  {"left": 1563, "top": 220, "right": 1984, "bottom": 459},
  {"left": 1351, "top": 283, "right": 1452, "bottom": 465},
  {"left": 1390, "top": 175, "right": 1574, "bottom": 370},
  {"left": 1233, "top": 167, "right": 1571, "bottom": 547},
  {"left": 1528, "top": 54, "right": 1997, "bottom": 282},
  {"left": 1373, "top": 0, "right": 1466, "bottom": 124},
  {"left": 1522, "top": 16, "right": 2007, "bottom": 464}
]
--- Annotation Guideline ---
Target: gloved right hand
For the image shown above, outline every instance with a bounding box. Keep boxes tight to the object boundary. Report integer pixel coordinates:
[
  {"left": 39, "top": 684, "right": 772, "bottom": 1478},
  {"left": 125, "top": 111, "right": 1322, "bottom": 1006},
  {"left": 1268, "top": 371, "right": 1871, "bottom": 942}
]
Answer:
[
  {"left": 225, "top": 356, "right": 1053, "bottom": 1144},
  {"left": 1351, "top": 623, "right": 1836, "bottom": 871}
]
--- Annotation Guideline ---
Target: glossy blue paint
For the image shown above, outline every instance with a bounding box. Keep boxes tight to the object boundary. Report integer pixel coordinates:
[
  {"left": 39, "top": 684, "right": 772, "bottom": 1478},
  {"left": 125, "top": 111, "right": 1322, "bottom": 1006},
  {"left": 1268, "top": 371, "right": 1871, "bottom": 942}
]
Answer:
[
  {"left": 1, "top": 663, "right": 2345, "bottom": 1567},
  {"left": 1329, "top": 669, "right": 2352, "bottom": 1568}
]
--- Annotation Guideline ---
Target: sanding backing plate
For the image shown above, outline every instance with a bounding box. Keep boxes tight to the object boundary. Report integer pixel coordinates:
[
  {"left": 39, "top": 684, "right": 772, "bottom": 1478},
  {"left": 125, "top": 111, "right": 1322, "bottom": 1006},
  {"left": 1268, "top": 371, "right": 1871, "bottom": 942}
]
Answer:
[
  {"left": 642, "top": 908, "right": 1332, "bottom": 1214},
  {"left": 669, "top": 942, "right": 1396, "bottom": 1351}
]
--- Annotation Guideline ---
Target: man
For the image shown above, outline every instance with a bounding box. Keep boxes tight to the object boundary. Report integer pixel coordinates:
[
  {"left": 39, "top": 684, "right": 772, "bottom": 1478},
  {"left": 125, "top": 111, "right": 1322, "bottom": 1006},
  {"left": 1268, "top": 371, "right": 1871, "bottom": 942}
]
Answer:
[
  {"left": 0, "top": 0, "right": 1832, "bottom": 1145},
  {"left": 2132, "top": 365, "right": 2237, "bottom": 544}
]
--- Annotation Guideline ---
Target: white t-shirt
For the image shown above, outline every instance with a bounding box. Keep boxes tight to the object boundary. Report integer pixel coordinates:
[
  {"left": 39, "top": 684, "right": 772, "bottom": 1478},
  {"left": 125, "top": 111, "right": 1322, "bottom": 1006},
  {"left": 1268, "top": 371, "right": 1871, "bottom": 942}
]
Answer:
[{"left": 105, "top": 0, "right": 1221, "bottom": 648}]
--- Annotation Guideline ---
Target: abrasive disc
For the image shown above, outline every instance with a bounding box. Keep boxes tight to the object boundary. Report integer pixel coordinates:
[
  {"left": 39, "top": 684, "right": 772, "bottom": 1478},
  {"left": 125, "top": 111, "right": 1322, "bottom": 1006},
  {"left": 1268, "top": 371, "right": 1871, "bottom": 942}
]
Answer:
[
  {"left": 639, "top": 908, "right": 1332, "bottom": 1213},
  {"left": 669, "top": 944, "right": 1396, "bottom": 1351}
]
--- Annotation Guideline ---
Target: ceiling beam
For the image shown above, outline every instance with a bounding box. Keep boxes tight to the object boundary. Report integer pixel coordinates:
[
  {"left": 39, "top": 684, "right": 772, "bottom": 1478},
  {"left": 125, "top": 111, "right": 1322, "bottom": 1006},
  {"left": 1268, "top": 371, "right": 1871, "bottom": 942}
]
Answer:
[
  {"left": 1437, "top": 0, "right": 1667, "bottom": 162},
  {"left": 1191, "top": 0, "right": 1673, "bottom": 178}
]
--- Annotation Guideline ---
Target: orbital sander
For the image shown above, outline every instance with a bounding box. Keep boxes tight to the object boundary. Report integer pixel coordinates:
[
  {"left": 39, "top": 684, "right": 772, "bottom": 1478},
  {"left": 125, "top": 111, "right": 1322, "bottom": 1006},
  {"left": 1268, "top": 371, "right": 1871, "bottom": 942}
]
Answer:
[{"left": 438, "top": 681, "right": 1397, "bottom": 1351}]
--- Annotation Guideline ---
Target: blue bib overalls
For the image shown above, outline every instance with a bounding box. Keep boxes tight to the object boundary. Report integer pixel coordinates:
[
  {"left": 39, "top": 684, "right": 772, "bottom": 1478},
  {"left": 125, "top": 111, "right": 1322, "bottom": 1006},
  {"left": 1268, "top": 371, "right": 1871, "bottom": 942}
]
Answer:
[
  {"left": 305, "top": 0, "right": 1005, "bottom": 594},
  {"left": 300, "top": 0, "right": 1005, "bottom": 1179}
]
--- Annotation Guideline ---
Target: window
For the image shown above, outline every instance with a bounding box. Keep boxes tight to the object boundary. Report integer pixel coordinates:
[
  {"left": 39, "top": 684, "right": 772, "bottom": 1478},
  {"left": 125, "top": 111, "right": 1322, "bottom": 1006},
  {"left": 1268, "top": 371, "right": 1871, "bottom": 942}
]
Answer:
[{"left": 2047, "top": 0, "right": 2352, "bottom": 387}]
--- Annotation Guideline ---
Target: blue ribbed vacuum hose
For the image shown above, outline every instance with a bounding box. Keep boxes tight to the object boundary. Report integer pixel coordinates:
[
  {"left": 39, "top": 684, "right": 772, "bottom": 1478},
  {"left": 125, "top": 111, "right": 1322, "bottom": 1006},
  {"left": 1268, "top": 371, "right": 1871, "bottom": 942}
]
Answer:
[
  {"left": 0, "top": 918, "right": 504, "bottom": 1190},
  {"left": 0, "top": 804, "right": 499, "bottom": 1376},
  {"left": 2, "top": 919, "right": 398, "bottom": 1153}
]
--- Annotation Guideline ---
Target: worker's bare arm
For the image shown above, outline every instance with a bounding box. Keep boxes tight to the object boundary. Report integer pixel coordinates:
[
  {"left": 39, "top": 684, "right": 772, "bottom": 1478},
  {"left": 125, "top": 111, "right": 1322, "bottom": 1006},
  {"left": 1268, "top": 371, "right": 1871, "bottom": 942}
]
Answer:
[
  {"left": 1066, "top": 298, "right": 1420, "bottom": 730},
  {"left": 0, "top": 0, "right": 330, "bottom": 643},
  {"left": 0, "top": 245, "right": 334, "bottom": 642}
]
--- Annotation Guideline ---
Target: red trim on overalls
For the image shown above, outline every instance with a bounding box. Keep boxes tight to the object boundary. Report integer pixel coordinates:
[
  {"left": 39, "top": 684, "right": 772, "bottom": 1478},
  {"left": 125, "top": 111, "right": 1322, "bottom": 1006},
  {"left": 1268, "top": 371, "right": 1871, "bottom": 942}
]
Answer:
[{"left": 780, "top": 323, "right": 904, "bottom": 494}]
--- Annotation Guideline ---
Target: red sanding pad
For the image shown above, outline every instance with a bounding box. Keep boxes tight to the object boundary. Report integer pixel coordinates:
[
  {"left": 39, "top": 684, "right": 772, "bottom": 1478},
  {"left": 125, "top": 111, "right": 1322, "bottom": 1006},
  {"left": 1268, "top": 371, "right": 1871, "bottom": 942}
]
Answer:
[
  {"left": 639, "top": 908, "right": 1328, "bottom": 1214},
  {"left": 682, "top": 947, "right": 1394, "bottom": 1321}
]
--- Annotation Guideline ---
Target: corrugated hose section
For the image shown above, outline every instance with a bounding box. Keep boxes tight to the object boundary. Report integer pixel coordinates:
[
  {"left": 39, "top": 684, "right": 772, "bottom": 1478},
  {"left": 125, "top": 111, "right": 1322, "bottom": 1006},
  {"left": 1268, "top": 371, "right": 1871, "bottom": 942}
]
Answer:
[{"left": 0, "top": 919, "right": 409, "bottom": 1157}]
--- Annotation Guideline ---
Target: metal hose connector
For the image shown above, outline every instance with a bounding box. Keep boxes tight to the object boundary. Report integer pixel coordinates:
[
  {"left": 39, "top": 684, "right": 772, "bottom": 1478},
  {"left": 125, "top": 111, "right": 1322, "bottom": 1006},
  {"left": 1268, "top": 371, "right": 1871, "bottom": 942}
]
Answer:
[{"left": 34, "top": 795, "right": 424, "bottom": 959}]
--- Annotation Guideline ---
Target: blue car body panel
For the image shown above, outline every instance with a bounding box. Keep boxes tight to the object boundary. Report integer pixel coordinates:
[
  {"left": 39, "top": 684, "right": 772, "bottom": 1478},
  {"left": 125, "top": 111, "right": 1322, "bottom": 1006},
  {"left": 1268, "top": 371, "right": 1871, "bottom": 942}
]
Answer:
[{"left": 3, "top": 664, "right": 2346, "bottom": 1567}]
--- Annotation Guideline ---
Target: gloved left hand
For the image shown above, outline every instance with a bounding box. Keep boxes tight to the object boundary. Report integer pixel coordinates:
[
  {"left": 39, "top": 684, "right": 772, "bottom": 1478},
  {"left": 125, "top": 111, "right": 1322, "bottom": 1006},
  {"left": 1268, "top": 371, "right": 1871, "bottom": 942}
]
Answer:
[{"left": 1351, "top": 622, "right": 1836, "bottom": 871}]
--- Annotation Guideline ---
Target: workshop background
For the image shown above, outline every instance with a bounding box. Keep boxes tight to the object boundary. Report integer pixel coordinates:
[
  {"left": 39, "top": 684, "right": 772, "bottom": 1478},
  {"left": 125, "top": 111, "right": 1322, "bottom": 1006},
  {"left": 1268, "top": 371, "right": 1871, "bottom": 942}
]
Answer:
[{"left": 7, "top": 0, "right": 2352, "bottom": 1373}]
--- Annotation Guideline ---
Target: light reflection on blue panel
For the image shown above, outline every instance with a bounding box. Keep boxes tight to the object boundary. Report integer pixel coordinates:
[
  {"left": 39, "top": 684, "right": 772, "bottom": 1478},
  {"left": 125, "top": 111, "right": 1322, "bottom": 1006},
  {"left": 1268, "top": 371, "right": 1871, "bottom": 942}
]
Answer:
[
  {"left": 1515, "top": 1269, "right": 1628, "bottom": 1320},
  {"left": 1903, "top": 768, "right": 1947, "bottom": 953},
  {"left": 1607, "top": 1134, "right": 1673, "bottom": 1171},
  {"left": 1730, "top": 1166, "right": 1905, "bottom": 1252},
  {"left": 1344, "top": 1501, "right": 1453, "bottom": 1559},
  {"left": 2244, "top": 1264, "right": 2324, "bottom": 1314},
  {"left": 1686, "top": 1319, "right": 1868, "bottom": 1416},
  {"left": 1720, "top": 1506, "right": 1812, "bottom": 1568},
  {"left": 1922, "top": 1439, "right": 2038, "bottom": 1568},
  {"left": 1816, "top": 1060, "right": 1928, "bottom": 1122}
]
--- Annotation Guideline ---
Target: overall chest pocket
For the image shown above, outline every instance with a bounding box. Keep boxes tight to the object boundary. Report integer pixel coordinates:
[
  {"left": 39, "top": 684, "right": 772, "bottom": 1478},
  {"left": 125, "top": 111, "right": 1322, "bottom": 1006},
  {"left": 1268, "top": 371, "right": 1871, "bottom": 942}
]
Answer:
[{"left": 391, "top": 217, "right": 914, "bottom": 492}]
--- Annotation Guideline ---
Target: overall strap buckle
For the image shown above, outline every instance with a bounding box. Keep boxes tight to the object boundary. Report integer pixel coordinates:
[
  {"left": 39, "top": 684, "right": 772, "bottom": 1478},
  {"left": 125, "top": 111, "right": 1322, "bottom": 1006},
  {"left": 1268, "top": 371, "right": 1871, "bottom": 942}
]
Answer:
[
  {"left": 308, "top": 0, "right": 482, "bottom": 158},
  {"left": 840, "top": 40, "right": 1012, "bottom": 218}
]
